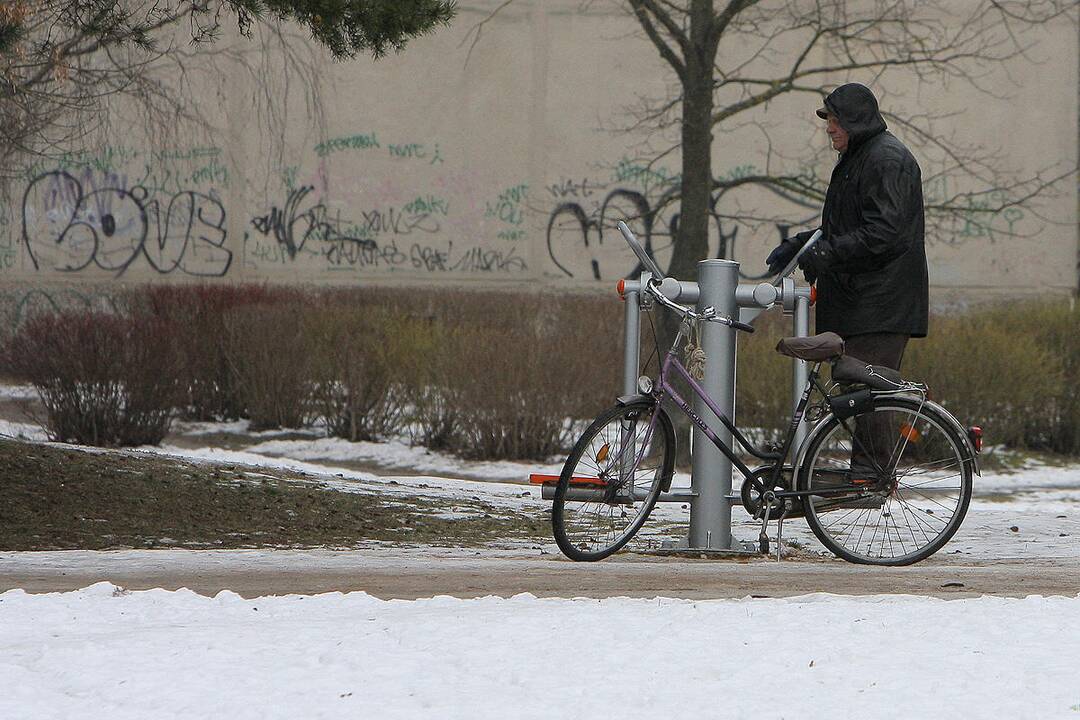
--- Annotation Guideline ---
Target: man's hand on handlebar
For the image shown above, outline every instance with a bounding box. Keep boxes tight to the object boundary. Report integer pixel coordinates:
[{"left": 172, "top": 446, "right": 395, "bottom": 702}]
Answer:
[{"left": 765, "top": 229, "right": 816, "bottom": 276}]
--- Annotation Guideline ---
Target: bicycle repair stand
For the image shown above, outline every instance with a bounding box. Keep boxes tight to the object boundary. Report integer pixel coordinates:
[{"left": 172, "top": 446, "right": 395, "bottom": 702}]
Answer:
[{"left": 619, "top": 260, "right": 814, "bottom": 555}]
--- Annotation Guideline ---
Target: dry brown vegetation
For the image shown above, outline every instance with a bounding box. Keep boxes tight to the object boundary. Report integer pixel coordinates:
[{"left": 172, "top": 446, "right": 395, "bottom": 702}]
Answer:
[{"left": 2, "top": 286, "right": 1078, "bottom": 458}]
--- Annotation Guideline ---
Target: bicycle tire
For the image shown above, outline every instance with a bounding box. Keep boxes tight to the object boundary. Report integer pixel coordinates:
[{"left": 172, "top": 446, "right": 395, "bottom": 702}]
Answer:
[
  {"left": 799, "top": 395, "right": 973, "bottom": 566},
  {"left": 552, "top": 399, "right": 675, "bottom": 561}
]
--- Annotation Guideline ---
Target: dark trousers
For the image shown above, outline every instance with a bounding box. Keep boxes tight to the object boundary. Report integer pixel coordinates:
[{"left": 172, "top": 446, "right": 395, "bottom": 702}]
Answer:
[{"left": 843, "top": 333, "right": 909, "bottom": 475}]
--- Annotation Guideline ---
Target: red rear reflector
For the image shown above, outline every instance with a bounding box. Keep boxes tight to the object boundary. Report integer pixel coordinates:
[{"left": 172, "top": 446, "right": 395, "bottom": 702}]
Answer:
[
  {"left": 616, "top": 279, "right": 626, "bottom": 298},
  {"left": 809, "top": 285, "right": 817, "bottom": 305},
  {"left": 968, "top": 426, "right": 983, "bottom": 453},
  {"left": 528, "top": 473, "right": 607, "bottom": 487}
]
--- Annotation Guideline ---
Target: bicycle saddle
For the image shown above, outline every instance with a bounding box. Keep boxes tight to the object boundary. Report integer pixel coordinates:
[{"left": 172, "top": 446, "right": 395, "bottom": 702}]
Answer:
[
  {"left": 775, "top": 332, "right": 844, "bottom": 361},
  {"left": 776, "top": 333, "right": 907, "bottom": 391}
]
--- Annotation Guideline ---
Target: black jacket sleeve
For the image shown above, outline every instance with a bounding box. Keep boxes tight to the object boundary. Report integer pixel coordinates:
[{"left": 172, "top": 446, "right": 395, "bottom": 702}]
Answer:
[{"left": 818, "top": 159, "right": 916, "bottom": 274}]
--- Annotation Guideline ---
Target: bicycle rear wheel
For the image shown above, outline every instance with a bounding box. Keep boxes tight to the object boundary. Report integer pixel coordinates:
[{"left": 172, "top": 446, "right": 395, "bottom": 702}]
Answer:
[
  {"left": 799, "top": 396, "right": 973, "bottom": 566},
  {"left": 552, "top": 400, "right": 675, "bottom": 561}
]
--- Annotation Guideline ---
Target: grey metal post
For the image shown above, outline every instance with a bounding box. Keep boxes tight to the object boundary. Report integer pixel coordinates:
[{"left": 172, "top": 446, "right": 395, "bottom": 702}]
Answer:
[
  {"left": 622, "top": 288, "right": 640, "bottom": 396},
  {"left": 689, "top": 259, "right": 740, "bottom": 550},
  {"left": 792, "top": 293, "right": 811, "bottom": 450}
]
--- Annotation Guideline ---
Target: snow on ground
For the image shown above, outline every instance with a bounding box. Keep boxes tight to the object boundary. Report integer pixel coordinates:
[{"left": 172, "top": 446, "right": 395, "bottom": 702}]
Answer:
[
  {"left": 26, "top": 412, "right": 1046, "bottom": 561},
  {"left": 7, "top": 399, "right": 1080, "bottom": 559},
  {"left": 248, "top": 435, "right": 567, "bottom": 482},
  {"left": 0, "top": 419, "right": 49, "bottom": 442},
  {"left": 0, "top": 384, "right": 39, "bottom": 401},
  {"left": 147, "top": 423, "right": 1080, "bottom": 561},
  {"left": 2, "top": 583, "right": 1080, "bottom": 719},
  {"left": 6, "top": 391, "right": 1080, "bottom": 716}
]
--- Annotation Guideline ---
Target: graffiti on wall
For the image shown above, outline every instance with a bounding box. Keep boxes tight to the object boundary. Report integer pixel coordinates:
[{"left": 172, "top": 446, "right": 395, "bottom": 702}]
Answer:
[
  {"left": 0, "top": 287, "right": 120, "bottom": 332},
  {"left": 240, "top": 133, "right": 531, "bottom": 277},
  {"left": 923, "top": 177, "right": 1026, "bottom": 245},
  {"left": 244, "top": 178, "right": 527, "bottom": 275},
  {"left": 543, "top": 160, "right": 814, "bottom": 281},
  {"left": 20, "top": 170, "right": 232, "bottom": 277},
  {"left": 4, "top": 132, "right": 1041, "bottom": 288}
]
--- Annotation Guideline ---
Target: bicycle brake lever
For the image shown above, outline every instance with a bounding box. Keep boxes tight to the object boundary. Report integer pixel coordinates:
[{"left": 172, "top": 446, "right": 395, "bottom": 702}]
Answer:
[
  {"left": 730, "top": 319, "right": 756, "bottom": 334},
  {"left": 705, "top": 314, "right": 756, "bottom": 334}
]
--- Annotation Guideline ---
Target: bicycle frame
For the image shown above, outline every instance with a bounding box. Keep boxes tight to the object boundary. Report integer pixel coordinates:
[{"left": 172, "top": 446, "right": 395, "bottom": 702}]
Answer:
[
  {"left": 647, "top": 324, "right": 866, "bottom": 501},
  {"left": 654, "top": 335, "right": 793, "bottom": 482},
  {"left": 648, "top": 331, "right": 898, "bottom": 503}
]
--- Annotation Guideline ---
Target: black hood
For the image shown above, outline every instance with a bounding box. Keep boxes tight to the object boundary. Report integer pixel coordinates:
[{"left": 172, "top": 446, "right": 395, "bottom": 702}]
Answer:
[{"left": 818, "top": 83, "right": 887, "bottom": 154}]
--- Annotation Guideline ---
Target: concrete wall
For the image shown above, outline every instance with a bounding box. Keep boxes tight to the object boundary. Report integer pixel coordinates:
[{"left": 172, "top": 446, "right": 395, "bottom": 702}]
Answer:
[{"left": 1, "top": 0, "right": 1076, "bottom": 320}]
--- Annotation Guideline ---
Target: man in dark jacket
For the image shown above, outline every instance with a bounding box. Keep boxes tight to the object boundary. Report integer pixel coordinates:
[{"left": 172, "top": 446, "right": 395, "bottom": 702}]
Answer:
[{"left": 766, "top": 83, "right": 929, "bottom": 477}]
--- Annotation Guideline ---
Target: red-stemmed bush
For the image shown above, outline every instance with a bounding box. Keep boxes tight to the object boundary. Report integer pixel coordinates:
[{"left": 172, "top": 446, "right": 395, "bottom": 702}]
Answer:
[
  {"left": 140, "top": 284, "right": 301, "bottom": 421},
  {"left": 3, "top": 310, "right": 182, "bottom": 446}
]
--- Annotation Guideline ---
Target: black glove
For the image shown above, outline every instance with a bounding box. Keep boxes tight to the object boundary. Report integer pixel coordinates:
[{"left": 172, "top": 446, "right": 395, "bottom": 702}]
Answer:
[
  {"left": 797, "top": 240, "right": 832, "bottom": 285},
  {"left": 765, "top": 229, "right": 816, "bottom": 276}
]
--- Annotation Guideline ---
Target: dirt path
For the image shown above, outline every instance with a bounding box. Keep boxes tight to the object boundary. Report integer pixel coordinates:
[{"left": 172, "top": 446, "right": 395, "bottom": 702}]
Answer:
[{"left": 3, "top": 549, "right": 1078, "bottom": 599}]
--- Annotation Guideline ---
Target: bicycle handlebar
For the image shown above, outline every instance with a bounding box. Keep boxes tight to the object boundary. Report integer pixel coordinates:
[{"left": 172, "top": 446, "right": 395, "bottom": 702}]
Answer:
[
  {"left": 617, "top": 220, "right": 665, "bottom": 280},
  {"left": 728, "top": 318, "right": 757, "bottom": 334},
  {"left": 618, "top": 221, "right": 755, "bottom": 333},
  {"left": 645, "top": 277, "right": 755, "bottom": 334}
]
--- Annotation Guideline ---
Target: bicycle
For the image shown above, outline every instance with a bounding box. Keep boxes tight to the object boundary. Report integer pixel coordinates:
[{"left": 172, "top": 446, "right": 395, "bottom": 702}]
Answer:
[{"left": 551, "top": 222, "right": 980, "bottom": 566}]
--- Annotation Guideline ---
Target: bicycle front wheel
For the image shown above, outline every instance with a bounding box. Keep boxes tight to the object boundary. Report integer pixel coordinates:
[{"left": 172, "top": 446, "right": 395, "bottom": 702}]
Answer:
[
  {"left": 552, "top": 400, "right": 675, "bottom": 561},
  {"left": 800, "top": 396, "right": 973, "bottom": 566}
]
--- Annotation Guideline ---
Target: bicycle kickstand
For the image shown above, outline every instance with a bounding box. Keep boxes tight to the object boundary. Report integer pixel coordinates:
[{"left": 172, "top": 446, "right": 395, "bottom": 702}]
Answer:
[
  {"left": 775, "top": 505, "right": 790, "bottom": 563},
  {"left": 757, "top": 492, "right": 776, "bottom": 556}
]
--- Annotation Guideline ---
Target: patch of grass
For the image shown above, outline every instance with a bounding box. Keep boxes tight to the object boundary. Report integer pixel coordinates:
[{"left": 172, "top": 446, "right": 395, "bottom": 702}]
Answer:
[
  {"left": 977, "top": 446, "right": 1078, "bottom": 473},
  {"left": 0, "top": 439, "right": 547, "bottom": 551}
]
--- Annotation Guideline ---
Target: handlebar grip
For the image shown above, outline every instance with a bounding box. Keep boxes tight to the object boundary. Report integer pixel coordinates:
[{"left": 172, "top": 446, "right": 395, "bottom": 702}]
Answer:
[{"left": 730, "top": 319, "right": 756, "bottom": 334}]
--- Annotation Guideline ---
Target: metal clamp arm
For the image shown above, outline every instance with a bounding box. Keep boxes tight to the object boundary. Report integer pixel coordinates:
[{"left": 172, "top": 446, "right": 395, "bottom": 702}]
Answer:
[{"left": 646, "top": 281, "right": 754, "bottom": 333}]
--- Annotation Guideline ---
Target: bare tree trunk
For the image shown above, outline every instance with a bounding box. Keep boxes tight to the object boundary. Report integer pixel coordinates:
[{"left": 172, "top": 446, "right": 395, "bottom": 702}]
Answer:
[{"left": 668, "top": 1, "right": 715, "bottom": 285}]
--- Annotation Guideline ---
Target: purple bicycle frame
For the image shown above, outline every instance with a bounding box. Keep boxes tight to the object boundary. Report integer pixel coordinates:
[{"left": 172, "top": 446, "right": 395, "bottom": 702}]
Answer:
[{"left": 650, "top": 345, "right": 761, "bottom": 481}]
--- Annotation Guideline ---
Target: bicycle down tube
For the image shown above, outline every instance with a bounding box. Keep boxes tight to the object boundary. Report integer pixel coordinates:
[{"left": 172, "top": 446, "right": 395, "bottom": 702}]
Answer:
[{"left": 656, "top": 346, "right": 773, "bottom": 482}]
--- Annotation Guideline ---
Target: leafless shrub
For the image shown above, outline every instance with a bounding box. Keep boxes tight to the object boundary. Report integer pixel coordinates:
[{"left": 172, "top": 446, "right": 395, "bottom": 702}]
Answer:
[
  {"left": 437, "top": 292, "right": 621, "bottom": 461},
  {"left": 140, "top": 284, "right": 300, "bottom": 421},
  {"left": 734, "top": 311, "right": 793, "bottom": 444},
  {"left": 307, "top": 304, "right": 423, "bottom": 442},
  {"left": 907, "top": 301, "right": 1071, "bottom": 452},
  {"left": 2, "top": 310, "right": 181, "bottom": 446},
  {"left": 222, "top": 299, "right": 317, "bottom": 431}
]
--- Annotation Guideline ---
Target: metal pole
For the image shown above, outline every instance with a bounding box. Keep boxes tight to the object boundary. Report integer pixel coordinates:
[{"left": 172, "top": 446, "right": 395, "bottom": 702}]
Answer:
[
  {"left": 622, "top": 288, "right": 641, "bottom": 396},
  {"left": 792, "top": 293, "right": 810, "bottom": 451},
  {"left": 689, "top": 259, "right": 740, "bottom": 550}
]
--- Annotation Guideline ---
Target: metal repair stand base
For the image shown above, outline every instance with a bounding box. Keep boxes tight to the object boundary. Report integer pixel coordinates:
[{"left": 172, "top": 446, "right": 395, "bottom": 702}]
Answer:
[
  {"left": 621, "top": 260, "right": 813, "bottom": 554},
  {"left": 645, "top": 546, "right": 759, "bottom": 559}
]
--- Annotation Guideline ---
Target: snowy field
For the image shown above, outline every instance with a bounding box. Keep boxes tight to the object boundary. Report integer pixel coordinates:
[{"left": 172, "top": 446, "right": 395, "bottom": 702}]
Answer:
[
  {"left": 3, "top": 583, "right": 1080, "bottom": 719},
  {"left": 4, "top": 403, "right": 1080, "bottom": 560},
  {"left": 5, "top": 386, "right": 1080, "bottom": 717}
]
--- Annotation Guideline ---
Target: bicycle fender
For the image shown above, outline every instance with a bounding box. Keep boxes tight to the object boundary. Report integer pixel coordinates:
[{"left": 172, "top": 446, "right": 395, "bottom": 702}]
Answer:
[
  {"left": 616, "top": 394, "right": 655, "bottom": 407},
  {"left": 920, "top": 398, "right": 981, "bottom": 476},
  {"left": 793, "top": 402, "right": 980, "bottom": 485},
  {"left": 792, "top": 412, "right": 835, "bottom": 490}
]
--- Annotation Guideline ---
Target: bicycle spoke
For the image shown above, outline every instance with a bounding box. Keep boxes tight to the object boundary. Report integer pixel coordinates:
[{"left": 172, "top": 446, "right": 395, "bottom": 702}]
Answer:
[
  {"left": 803, "top": 399, "right": 971, "bottom": 564},
  {"left": 554, "top": 403, "right": 673, "bottom": 560}
]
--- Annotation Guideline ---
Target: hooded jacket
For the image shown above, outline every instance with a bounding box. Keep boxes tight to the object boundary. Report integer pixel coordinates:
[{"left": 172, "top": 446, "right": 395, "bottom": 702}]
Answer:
[{"left": 812, "top": 83, "right": 929, "bottom": 338}]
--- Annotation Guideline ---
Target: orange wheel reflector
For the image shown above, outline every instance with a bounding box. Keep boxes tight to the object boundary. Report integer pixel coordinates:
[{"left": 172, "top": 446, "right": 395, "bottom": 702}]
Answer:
[
  {"left": 899, "top": 423, "right": 921, "bottom": 442},
  {"left": 595, "top": 443, "right": 610, "bottom": 464}
]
